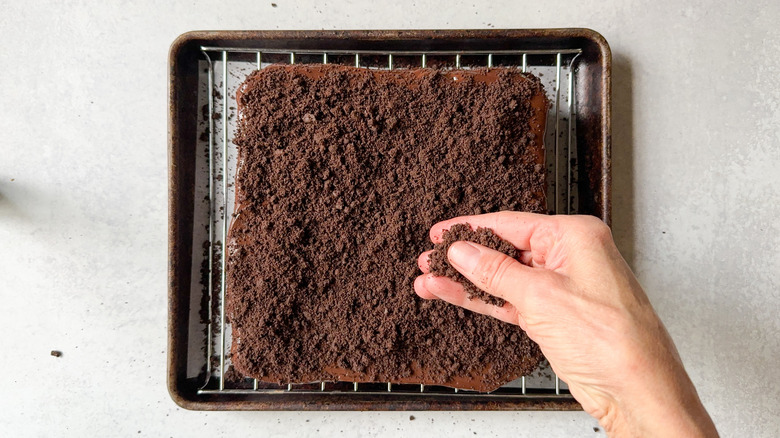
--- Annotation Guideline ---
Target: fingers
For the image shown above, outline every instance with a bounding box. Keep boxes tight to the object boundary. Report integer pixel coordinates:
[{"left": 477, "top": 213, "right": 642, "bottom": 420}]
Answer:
[
  {"left": 415, "top": 274, "right": 525, "bottom": 327},
  {"left": 429, "top": 211, "right": 552, "bottom": 250},
  {"left": 417, "top": 250, "right": 433, "bottom": 274},
  {"left": 518, "top": 250, "right": 533, "bottom": 266},
  {"left": 447, "top": 241, "right": 554, "bottom": 307},
  {"left": 414, "top": 251, "right": 435, "bottom": 299},
  {"left": 413, "top": 274, "right": 438, "bottom": 300}
]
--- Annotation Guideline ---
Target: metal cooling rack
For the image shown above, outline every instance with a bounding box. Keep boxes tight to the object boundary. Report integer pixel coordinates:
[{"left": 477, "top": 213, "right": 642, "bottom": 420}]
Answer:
[{"left": 190, "top": 46, "right": 581, "bottom": 399}]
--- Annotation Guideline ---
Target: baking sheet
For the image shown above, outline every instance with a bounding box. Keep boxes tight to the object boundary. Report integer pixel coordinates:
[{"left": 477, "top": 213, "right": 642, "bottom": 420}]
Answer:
[{"left": 168, "top": 29, "right": 611, "bottom": 410}]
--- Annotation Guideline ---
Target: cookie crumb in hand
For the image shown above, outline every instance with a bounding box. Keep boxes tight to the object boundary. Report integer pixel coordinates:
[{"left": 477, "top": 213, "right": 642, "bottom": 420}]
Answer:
[{"left": 428, "top": 223, "right": 517, "bottom": 306}]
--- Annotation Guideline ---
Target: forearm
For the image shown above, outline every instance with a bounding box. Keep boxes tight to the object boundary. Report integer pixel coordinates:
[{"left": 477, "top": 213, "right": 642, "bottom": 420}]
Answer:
[{"left": 601, "top": 365, "right": 718, "bottom": 437}]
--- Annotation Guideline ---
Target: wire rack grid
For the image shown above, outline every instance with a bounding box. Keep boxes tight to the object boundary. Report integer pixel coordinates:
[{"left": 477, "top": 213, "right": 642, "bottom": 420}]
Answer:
[{"left": 190, "top": 45, "right": 581, "bottom": 399}]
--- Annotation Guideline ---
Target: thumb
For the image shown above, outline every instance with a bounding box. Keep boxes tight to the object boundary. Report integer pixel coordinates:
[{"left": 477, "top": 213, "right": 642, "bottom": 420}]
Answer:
[{"left": 447, "top": 241, "right": 552, "bottom": 310}]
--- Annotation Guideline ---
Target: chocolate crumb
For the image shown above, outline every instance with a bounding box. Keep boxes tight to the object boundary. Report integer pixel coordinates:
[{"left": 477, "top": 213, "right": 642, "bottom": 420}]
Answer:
[
  {"left": 429, "top": 223, "right": 517, "bottom": 307},
  {"left": 409, "top": 415, "right": 416, "bottom": 421},
  {"left": 593, "top": 427, "right": 600, "bottom": 432},
  {"left": 228, "top": 65, "right": 546, "bottom": 391},
  {"left": 271, "top": 2, "right": 277, "bottom": 6},
  {"left": 50, "top": 350, "right": 62, "bottom": 357}
]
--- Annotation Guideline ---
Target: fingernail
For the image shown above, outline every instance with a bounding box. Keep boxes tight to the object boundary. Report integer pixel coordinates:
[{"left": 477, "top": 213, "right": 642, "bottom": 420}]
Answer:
[{"left": 448, "top": 241, "right": 481, "bottom": 273}]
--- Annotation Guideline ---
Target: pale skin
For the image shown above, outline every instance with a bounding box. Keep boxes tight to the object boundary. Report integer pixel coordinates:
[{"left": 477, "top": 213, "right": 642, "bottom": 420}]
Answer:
[{"left": 414, "top": 212, "right": 718, "bottom": 437}]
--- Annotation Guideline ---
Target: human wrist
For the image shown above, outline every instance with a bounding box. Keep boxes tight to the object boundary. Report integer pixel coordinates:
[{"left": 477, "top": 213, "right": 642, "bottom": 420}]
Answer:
[
  {"left": 600, "top": 367, "right": 717, "bottom": 437},
  {"left": 604, "top": 397, "right": 716, "bottom": 437}
]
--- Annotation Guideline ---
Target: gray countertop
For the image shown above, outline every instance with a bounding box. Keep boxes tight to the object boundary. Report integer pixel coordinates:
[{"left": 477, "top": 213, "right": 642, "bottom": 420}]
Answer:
[{"left": 1, "top": 1, "right": 778, "bottom": 436}]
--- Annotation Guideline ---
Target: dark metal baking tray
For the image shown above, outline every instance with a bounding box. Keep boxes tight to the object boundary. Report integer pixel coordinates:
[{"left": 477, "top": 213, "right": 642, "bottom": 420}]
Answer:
[{"left": 168, "top": 29, "right": 611, "bottom": 410}]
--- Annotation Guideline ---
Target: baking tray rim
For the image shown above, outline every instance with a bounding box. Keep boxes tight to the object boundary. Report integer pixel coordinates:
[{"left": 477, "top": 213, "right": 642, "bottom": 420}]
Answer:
[{"left": 168, "top": 28, "right": 611, "bottom": 411}]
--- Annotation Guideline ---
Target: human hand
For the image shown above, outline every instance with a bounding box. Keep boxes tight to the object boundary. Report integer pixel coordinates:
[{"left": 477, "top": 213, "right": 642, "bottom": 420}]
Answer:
[{"left": 414, "top": 212, "right": 717, "bottom": 437}]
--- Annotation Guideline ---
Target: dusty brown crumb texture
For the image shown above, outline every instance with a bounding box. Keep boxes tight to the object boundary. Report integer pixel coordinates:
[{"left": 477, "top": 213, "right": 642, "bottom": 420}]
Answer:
[
  {"left": 429, "top": 224, "right": 517, "bottom": 307},
  {"left": 227, "top": 64, "right": 547, "bottom": 391}
]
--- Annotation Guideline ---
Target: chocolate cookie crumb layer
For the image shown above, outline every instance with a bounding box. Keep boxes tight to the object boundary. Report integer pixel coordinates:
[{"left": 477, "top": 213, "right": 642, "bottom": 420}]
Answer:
[
  {"left": 429, "top": 223, "right": 517, "bottom": 307},
  {"left": 227, "top": 64, "right": 547, "bottom": 391}
]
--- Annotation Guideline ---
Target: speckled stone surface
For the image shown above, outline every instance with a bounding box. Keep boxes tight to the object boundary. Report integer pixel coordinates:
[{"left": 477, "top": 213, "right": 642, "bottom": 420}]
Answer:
[{"left": 0, "top": 1, "right": 778, "bottom": 436}]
